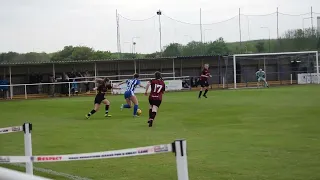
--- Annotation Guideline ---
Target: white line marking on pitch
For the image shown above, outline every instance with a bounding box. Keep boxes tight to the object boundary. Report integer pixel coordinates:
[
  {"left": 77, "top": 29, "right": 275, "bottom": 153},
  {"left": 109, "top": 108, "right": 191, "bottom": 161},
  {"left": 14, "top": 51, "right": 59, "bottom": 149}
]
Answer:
[{"left": 9, "top": 163, "right": 92, "bottom": 180}]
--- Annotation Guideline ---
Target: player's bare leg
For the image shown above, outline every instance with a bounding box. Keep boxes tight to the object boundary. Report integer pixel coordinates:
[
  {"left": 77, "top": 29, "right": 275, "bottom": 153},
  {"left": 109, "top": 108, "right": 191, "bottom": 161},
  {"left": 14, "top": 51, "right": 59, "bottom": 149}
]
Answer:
[
  {"left": 121, "top": 98, "right": 132, "bottom": 111},
  {"left": 86, "top": 104, "right": 100, "bottom": 119},
  {"left": 203, "top": 87, "right": 208, "bottom": 98},
  {"left": 198, "top": 87, "right": 203, "bottom": 99},
  {"left": 148, "top": 105, "right": 152, "bottom": 123},
  {"left": 264, "top": 79, "right": 269, "bottom": 88},
  {"left": 148, "top": 105, "right": 158, "bottom": 127},
  {"left": 130, "top": 96, "right": 139, "bottom": 118},
  {"left": 102, "top": 99, "right": 112, "bottom": 117}
]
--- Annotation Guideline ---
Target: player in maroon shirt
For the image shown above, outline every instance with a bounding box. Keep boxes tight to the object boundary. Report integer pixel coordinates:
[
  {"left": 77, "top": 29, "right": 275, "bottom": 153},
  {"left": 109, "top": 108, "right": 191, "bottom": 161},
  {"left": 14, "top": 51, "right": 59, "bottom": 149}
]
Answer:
[
  {"left": 144, "top": 71, "right": 165, "bottom": 127},
  {"left": 198, "top": 64, "right": 212, "bottom": 99},
  {"left": 85, "top": 77, "right": 119, "bottom": 119}
]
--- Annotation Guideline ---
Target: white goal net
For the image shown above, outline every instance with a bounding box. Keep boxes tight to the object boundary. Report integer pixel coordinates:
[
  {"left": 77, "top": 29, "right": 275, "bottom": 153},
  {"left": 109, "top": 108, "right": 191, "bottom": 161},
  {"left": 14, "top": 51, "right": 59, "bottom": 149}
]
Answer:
[{"left": 228, "top": 51, "right": 319, "bottom": 89}]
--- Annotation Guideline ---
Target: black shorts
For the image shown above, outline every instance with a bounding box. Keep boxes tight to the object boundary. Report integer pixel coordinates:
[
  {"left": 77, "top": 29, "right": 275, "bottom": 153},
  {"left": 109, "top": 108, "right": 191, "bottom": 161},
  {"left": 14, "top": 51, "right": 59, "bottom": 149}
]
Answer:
[
  {"left": 149, "top": 99, "right": 162, "bottom": 107},
  {"left": 94, "top": 96, "right": 105, "bottom": 105},
  {"left": 199, "top": 80, "right": 209, "bottom": 87}
]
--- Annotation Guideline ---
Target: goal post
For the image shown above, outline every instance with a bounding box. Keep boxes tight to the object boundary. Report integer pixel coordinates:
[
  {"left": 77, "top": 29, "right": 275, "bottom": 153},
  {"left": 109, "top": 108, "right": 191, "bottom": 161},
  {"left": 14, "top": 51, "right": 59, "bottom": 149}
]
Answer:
[{"left": 232, "top": 51, "right": 319, "bottom": 89}]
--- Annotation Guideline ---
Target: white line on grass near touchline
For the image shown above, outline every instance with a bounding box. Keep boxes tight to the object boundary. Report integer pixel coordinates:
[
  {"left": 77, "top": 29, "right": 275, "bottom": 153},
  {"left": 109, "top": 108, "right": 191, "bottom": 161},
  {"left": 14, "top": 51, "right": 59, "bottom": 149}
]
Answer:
[{"left": 10, "top": 163, "right": 92, "bottom": 180}]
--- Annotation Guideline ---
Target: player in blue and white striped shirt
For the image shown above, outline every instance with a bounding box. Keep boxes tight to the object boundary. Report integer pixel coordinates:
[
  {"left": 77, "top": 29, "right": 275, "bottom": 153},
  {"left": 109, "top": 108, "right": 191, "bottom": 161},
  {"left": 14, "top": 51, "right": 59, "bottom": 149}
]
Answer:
[{"left": 117, "top": 74, "right": 145, "bottom": 117}]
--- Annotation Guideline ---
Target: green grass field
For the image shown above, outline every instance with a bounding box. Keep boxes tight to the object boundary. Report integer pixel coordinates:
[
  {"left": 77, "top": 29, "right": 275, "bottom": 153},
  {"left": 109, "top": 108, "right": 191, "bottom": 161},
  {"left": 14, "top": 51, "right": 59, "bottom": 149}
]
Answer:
[{"left": 1, "top": 85, "right": 320, "bottom": 180}]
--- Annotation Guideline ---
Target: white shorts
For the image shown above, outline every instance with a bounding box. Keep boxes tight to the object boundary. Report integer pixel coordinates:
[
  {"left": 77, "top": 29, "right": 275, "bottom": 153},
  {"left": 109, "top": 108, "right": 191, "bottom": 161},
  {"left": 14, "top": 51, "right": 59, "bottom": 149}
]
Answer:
[{"left": 257, "top": 77, "right": 265, "bottom": 82}]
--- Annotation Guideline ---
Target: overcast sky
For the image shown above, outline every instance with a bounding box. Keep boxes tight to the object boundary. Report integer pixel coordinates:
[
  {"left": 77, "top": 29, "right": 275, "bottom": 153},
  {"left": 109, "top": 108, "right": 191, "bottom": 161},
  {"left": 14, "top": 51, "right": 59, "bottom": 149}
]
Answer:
[{"left": 1, "top": 0, "right": 320, "bottom": 54}]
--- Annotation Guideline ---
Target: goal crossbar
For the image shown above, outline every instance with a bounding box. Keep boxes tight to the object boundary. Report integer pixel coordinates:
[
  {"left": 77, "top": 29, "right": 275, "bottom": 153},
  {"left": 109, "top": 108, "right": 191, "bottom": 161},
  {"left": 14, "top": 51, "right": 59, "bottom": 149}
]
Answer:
[{"left": 232, "top": 51, "right": 319, "bottom": 88}]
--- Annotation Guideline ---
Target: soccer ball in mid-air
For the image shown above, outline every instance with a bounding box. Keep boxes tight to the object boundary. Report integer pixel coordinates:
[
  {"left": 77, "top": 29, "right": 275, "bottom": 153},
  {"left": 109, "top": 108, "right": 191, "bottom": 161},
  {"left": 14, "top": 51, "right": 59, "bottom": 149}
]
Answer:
[{"left": 137, "top": 109, "right": 142, "bottom": 116}]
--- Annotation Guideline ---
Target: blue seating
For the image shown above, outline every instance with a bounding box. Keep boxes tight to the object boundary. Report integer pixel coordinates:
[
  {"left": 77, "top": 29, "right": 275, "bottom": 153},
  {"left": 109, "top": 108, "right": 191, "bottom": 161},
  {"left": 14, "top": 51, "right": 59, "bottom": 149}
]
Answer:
[{"left": 0, "top": 80, "right": 9, "bottom": 91}]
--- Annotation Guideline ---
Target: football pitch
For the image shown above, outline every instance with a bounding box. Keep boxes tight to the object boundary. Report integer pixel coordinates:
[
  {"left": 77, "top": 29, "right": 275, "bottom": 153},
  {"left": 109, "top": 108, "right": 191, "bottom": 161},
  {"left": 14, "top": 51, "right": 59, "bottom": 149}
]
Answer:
[{"left": 1, "top": 85, "right": 320, "bottom": 180}]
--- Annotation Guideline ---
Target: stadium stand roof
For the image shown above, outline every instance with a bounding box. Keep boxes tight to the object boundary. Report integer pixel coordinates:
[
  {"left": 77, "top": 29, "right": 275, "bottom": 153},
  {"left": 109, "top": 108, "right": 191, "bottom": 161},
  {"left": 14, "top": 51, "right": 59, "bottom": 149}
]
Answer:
[{"left": 0, "top": 55, "right": 223, "bottom": 66}]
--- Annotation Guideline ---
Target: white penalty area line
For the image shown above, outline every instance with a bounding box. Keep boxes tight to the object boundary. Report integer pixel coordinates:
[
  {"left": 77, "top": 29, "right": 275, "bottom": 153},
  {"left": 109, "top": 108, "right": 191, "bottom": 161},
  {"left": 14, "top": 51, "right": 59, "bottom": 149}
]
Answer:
[{"left": 8, "top": 163, "right": 92, "bottom": 180}]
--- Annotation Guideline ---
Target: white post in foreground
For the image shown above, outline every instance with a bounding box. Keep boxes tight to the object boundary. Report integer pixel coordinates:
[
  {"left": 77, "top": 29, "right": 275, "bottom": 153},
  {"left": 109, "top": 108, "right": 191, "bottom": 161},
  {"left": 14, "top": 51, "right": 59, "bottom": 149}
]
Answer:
[
  {"left": 23, "top": 123, "right": 33, "bottom": 175},
  {"left": 0, "top": 167, "right": 51, "bottom": 180},
  {"left": 174, "top": 139, "right": 189, "bottom": 180}
]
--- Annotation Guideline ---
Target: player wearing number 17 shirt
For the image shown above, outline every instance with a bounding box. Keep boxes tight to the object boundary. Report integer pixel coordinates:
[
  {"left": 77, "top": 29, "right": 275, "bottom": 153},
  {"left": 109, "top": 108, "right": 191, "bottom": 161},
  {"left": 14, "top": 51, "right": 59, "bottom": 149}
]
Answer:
[{"left": 145, "top": 71, "right": 165, "bottom": 127}]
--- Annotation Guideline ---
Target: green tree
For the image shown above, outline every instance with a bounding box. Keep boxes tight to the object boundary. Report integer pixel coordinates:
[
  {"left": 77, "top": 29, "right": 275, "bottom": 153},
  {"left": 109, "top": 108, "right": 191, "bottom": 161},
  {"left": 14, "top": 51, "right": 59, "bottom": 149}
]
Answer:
[
  {"left": 90, "top": 50, "right": 112, "bottom": 60},
  {"left": 71, "top": 46, "right": 94, "bottom": 60},
  {"left": 206, "top": 37, "right": 229, "bottom": 55},
  {"left": 181, "top": 41, "right": 205, "bottom": 56},
  {"left": 51, "top": 46, "right": 74, "bottom": 61},
  {"left": 162, "top": 43, "right": 182, "bottom": 57},
  {"left": 255, "top": 42, "right": 265, "bottom": 53},
  {"left": 145, "top": 52, "right": 160, "bottom": 58}
]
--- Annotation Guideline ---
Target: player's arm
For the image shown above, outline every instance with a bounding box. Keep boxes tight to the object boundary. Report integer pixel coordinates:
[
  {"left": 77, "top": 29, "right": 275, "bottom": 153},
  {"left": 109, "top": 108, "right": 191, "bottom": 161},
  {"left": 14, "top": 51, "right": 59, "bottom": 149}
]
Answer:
[
  {"left": 162, "top": 81, "right": 166, "bottom": 94},
  {"left": 137, "top": 80, "right": 145, "bottom": 89},
  {"left": 144, "top": 81, "right": 151, "bottom": 96},
  {"left": 255, "top": 71, "right": 259, "bottom": 78},
  {"left": 114, "top": 80, "right": 127, "bottom": 87},
  {"left": 108, "top": 83, "right": 121, "bottom": 89},
  {"left": 201, "top": 72, "right": 210, "bottom": 78},
  {"left": 117, "top": 81, "right": 126, "bottom": 86},
  {"left": 95, "top": 78, "right": 104, "bottom": 82}
]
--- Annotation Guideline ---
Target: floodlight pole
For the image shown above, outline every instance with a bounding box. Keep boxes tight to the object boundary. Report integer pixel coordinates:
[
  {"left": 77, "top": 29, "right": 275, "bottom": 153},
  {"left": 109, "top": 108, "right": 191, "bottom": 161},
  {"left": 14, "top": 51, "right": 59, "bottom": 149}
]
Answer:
[
  {"left": 132, "top": 37, "right": 139, "bottom": 54},
  {"left": 157, "top": 10, "right": 162, "bottom": 56}
]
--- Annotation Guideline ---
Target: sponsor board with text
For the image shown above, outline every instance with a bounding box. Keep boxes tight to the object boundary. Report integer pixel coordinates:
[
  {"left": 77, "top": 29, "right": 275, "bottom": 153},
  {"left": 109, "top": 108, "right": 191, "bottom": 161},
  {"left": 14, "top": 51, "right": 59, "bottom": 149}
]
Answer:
[
  {"left": 0, "top": 156, "right": 10, "bottom": 163},
  {"left": 12, "top": 126, "right": 21, "bottom": 132},
  {"left": 0, "top": 129, "right": 9, "bottom": 133},
  {"left": 154, "top": 145, "right": 169, "bottom": 153},
  {"left": 112, "top": 80, "right": 183, "bottom": 94},
  {"left": 36, "top": 156, "right": 62, "bottom": 162}
]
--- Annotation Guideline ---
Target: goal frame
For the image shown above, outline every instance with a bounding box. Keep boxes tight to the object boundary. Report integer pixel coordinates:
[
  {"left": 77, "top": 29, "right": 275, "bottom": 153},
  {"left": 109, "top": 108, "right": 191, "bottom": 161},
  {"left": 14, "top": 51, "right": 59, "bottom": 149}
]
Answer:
[{"left": 232, "top": 51, "right": 319, "bottom": 89}]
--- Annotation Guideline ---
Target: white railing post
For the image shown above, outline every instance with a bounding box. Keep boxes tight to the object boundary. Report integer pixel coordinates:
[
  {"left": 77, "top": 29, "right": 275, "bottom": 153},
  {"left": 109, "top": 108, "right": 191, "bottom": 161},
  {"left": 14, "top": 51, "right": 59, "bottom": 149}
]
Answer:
[
  {"left": 316, "top": 51, "right": 319, "bottom": 84},
  {"left": 23, "top": 123, "right": 33, "bottom": 175},
  {"left": 233, "top": 55, "right": 237, "bottom": 89},
  {"left": 222, "top": 77, "right": 225, "bottom": 89},
  {"left": 173, "top": 58, "right": 175, "bottom": 80},
  {"left": 68, "top": 82, "right": 71, "bottom": 97},
  {"left": 174, "top": 140, "right": 189, "bottom": 180},
  {"left": 9, "top": 66, "right": 13, "bottom": 99},
  {"left": 290, "top": 74, "right": 293, "bottom": 84},
  {"left": 24, "top": 85, "right": 27, "bottom": 99}
]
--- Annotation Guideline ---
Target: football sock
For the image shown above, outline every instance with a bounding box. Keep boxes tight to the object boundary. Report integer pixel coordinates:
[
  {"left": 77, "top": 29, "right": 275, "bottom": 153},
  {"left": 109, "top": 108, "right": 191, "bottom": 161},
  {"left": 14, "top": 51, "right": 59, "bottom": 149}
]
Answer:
[
  {"left": 149, "top": 109, "right": 152, "bottom": 119},
  {"left": 105, "top": 105, "right": 109, "bottom": 114},
  {"left": 204, "top": 89, "right": 208, "bottom": 96},
  {"left": 123, "top": 104, "right": 131, "bottom": 108},
  {"left": 88, "top": 110, "right": 96, "bottom": 117},
  {"left": 133, "top": 104, "right": 138, "bottom": 115},
  {"left": 198, "top": 91, "right": 202, "bottom": 98},
  {"left": 151, "top": 112, "right": 157, "bottom": 120}
]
